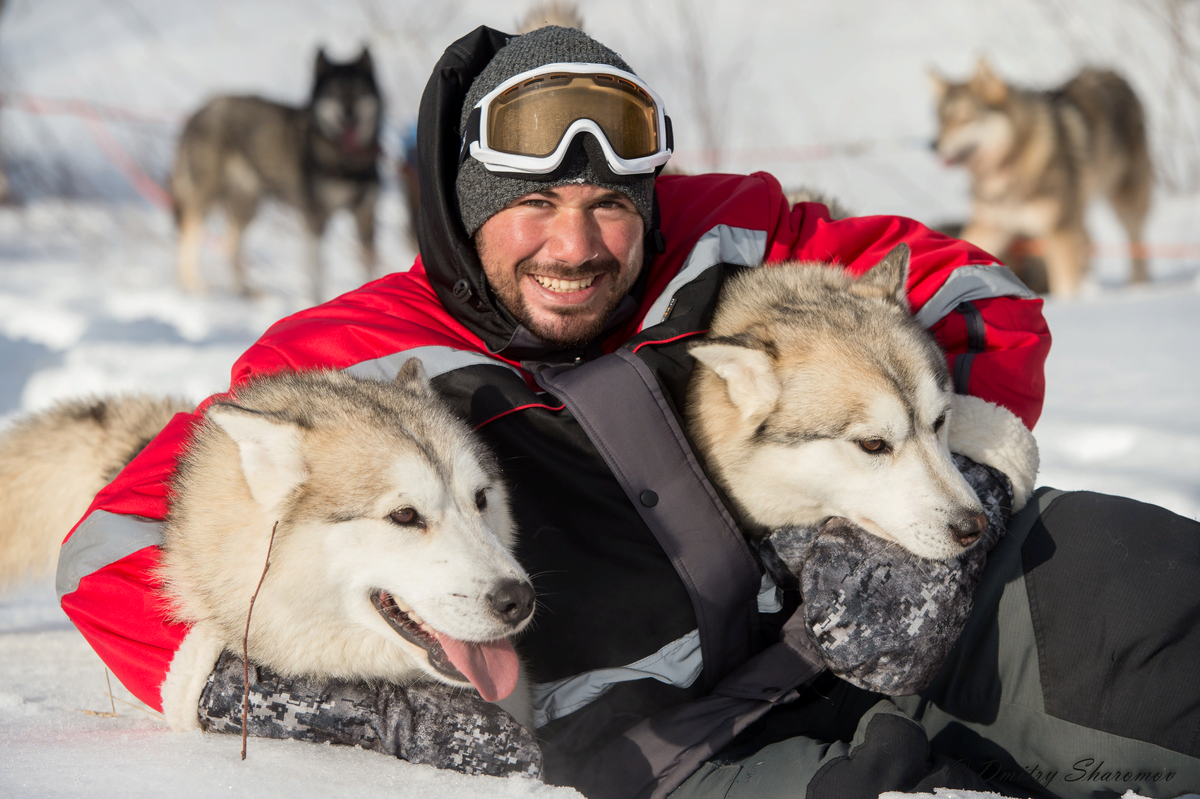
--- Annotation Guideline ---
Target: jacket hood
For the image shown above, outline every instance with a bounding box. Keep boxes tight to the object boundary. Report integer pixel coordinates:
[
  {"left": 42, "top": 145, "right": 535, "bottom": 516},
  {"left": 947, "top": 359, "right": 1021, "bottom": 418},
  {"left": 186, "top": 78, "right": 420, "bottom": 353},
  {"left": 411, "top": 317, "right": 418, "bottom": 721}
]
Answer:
[{"left": 414, "top": 25, "right": 659, "bottom": 362}]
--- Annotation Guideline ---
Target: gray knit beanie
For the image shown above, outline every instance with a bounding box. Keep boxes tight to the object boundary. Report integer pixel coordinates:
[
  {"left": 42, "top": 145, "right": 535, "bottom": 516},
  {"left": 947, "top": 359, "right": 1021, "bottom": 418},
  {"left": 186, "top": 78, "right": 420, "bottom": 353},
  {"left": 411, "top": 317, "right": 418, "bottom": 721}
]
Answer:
[{"left": 456, "top": 26, "right": 658, "bottom": 237}]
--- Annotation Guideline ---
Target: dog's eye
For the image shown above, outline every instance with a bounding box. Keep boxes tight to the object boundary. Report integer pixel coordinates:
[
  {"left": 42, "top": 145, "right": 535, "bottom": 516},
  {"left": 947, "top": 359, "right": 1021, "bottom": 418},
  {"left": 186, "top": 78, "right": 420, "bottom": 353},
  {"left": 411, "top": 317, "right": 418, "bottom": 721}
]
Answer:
[
  {"left": 858, "top": 438, "right": 890, "bottom": 454},
  {"left": 388, "top": 507, "right": 425, "bottom": 529},
  {"left": 475, "top": 489, "right": 488, "bottom": 511},
  {"left": 933, "top": 413, "right": 947, "bottom": 433}
]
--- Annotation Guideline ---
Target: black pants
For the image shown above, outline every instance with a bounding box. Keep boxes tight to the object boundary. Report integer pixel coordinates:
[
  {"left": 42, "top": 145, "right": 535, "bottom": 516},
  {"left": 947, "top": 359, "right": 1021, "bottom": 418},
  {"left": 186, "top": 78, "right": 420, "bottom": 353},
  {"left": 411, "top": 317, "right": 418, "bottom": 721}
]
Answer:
[{"left": 671, "top": 489, "right": 1200, "bottom": 799}]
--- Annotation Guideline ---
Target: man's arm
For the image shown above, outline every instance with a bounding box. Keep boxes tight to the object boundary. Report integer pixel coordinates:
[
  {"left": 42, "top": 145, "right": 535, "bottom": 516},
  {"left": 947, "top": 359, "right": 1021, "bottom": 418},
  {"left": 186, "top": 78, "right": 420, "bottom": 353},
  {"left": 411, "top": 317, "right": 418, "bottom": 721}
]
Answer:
[
  {"left": 58, "top": 411, "right": 198, "bottom": 713},
  {"left": 777, "top": 199, "right": 1050, "bottom": 429}
]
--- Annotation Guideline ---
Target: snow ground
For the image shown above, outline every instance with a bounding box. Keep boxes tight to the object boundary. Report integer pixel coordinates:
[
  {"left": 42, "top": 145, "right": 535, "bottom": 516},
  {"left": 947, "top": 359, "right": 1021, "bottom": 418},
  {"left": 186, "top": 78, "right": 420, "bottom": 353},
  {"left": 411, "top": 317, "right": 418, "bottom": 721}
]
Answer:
[{"left": 1, "top": 0, "right": 1198, "bottom": 797}]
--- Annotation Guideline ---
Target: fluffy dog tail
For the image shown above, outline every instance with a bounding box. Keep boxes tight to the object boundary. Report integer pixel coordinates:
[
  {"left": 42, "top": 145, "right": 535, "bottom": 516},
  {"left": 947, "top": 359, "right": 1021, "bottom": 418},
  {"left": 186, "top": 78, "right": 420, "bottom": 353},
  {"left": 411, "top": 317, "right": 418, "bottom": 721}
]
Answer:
[{"left": 0, "top": 396, "right": 191, "bottom": 590}]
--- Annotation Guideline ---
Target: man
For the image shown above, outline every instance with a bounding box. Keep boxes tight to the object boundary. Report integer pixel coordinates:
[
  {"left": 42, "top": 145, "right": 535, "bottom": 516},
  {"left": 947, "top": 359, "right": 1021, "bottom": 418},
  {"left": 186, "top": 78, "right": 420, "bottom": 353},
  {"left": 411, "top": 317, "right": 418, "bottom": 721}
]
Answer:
[{"left": 58, "top": 25, "right": 1200, "bottom": 799}]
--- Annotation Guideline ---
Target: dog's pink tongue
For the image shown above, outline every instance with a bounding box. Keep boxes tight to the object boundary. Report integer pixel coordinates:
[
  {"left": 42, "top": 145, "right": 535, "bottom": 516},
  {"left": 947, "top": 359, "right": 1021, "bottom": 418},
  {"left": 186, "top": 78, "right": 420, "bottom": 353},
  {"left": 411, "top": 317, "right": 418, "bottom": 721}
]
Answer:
[{"left": 433, "top": 633, "right": 519, "bottom": 702}]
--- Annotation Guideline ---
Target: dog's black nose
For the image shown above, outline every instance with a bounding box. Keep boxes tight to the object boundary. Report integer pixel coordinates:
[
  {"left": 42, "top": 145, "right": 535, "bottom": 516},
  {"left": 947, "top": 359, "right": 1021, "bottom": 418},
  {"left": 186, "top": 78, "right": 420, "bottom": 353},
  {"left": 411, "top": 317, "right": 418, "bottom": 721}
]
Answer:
[
  {"left": 488, "top": 579, "right": 535, "bottom": 626},
  {"left": 951, "top": 511, "right": 988, "bottom": 547}
]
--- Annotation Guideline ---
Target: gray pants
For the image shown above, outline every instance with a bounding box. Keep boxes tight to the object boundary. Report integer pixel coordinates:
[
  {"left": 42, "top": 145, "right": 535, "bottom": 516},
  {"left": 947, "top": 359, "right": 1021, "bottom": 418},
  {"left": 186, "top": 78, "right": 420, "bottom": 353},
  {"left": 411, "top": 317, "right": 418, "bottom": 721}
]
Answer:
[{"left": 672, "top": 489, "right": 1200, "bottom": 799}]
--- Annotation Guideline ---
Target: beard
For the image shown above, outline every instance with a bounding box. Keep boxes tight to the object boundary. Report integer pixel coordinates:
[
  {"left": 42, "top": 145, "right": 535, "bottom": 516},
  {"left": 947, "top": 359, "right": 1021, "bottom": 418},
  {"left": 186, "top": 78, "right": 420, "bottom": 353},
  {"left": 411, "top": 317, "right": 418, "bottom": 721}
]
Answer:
[{"left": 483, "top": 251, "right": 642, "bottom": 349}]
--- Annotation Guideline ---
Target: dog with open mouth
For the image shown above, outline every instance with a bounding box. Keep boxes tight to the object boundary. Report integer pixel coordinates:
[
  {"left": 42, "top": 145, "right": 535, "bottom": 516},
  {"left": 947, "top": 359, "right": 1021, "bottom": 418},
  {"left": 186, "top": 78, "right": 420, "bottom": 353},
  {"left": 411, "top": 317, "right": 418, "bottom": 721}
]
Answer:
[{"left": 0, "top": 361, "right": 536, "bottom": 729}]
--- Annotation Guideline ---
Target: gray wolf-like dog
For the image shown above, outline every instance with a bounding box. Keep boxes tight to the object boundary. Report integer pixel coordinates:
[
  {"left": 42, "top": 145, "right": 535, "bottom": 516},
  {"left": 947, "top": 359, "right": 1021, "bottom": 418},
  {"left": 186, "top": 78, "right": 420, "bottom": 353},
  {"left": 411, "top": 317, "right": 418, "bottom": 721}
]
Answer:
[
  {"left": 0, "top": 364, "right": 534, "bottom": 730},
  {"left": 930, "top": 59, "right": 1152, "bottom": 296},
  {"left": 172, "top": 48, "right": 383, "bottom": 302},
  {"left": 686, "top": 244, "right": 1039, "bottom": 560}
]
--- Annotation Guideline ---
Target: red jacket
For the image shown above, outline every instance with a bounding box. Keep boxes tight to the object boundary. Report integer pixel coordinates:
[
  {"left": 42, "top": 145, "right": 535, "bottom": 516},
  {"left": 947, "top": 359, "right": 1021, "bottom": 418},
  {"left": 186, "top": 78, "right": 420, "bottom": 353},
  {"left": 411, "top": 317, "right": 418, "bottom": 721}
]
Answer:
[{"left": 58, "top": 170, "right": 1050, "bottom": 723}]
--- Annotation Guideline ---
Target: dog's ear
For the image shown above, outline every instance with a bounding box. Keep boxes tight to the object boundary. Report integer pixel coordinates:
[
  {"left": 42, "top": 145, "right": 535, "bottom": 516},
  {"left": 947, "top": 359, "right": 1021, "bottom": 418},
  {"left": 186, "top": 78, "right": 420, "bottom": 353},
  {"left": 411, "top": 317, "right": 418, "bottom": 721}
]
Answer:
[
  {"left": 207, "top": 404, "right": 308, "bottom": 513},
  {"left": 314, "top": 47, "right": 332, "bottom": 78},
  {"left": 970, "top": 57, "right": 1008, "bottom": 105},
  {"left": 394, "top": 357, "right": 434, "bottom": 396},
  {"left": 854, "top": 243, "right": 910, "bottom": 308},
  {"left": 927, "top": 66, "right": 950, "bottom": 100},
  {"left": 690, "top": 341, "right": 780, "bottom": 423},
  {"left": 355, "top": 46, "right": 374, "bottom": 73}
]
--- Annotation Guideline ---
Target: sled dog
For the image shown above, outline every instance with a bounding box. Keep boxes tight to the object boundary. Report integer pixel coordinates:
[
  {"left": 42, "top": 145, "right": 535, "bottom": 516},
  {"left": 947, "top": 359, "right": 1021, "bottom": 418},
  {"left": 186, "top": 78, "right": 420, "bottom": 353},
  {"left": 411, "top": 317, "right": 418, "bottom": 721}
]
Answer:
[
  {"left": 930, "top": 59, "right": 1152, "bottom": 296},
  {"left": 172, "top": 48, "right": 383, "bottom": 302},
  {"left": 687, "top": 244, "right": 1039, "bottom": 561},
  {"left": 0, "top": 364, "right": 534, "bottom": 729}
]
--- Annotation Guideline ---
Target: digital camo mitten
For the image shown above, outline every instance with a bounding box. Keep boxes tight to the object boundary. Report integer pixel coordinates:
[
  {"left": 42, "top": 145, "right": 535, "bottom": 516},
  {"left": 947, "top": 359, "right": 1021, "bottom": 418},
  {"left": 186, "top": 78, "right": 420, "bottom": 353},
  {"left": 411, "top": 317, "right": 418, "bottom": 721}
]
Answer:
[
  {"left": 758, "top": 454, "right": 1013, "bottom": 695},
  {"left": 197, "top": 650, "right": 542, "bottom": 779}
]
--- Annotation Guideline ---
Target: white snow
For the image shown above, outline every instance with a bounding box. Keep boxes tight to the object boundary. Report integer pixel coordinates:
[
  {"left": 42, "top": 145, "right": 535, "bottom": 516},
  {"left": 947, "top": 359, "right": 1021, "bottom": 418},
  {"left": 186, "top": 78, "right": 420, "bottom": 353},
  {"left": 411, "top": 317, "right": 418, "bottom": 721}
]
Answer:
[{"left": 0, "top": 1, "right": 1197, "bottom": 797}]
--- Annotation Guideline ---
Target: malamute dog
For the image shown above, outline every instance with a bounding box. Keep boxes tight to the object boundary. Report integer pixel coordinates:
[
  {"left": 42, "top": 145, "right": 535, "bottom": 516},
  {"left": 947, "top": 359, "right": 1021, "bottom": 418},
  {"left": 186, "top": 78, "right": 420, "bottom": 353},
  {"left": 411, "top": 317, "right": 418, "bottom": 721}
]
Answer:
[
  {"left": 0, "top": 364, "right": 534, "bottom": 729},
  {"left": 687, "top": 244, "right": 1038, "bottom": 560},
  {"left": 172, "top": 48, "right": 383, "bottom": 302},
  {"left": 930, "top": 60, "right": 1152, "bottom": 296}
]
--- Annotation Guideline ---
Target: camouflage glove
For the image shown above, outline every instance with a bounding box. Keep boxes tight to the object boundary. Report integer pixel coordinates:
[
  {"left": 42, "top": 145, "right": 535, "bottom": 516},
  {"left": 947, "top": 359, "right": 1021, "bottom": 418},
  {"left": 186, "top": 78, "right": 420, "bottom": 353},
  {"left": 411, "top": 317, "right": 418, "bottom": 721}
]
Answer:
[
  {"left": 197, "top": 650, "right": 543, "bottom": 779},
  {"left": 758, "top": 454, "right": 1012, "bottom": 695}
]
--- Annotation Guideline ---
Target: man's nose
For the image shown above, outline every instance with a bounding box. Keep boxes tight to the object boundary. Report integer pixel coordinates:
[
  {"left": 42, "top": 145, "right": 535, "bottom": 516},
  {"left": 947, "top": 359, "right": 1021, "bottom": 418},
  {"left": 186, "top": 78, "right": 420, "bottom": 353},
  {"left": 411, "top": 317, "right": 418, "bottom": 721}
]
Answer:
[{"left": 545, "top": 211, "right": 602, "bottom": 266}]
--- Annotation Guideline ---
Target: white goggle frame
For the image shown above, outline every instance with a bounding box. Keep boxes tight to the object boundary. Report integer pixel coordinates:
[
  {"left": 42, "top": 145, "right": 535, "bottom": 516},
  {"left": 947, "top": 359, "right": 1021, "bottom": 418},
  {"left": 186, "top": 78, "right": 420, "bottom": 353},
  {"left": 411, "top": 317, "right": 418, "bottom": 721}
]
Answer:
[{"left": 467, "top": 62, "right": 673, "bottom": 177}]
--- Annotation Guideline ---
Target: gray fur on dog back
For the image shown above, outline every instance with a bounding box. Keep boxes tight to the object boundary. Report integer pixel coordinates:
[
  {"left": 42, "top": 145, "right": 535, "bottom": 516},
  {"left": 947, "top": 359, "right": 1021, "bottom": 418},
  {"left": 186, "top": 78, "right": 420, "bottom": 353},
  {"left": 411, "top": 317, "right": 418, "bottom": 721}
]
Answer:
[
  {"left": 198, "top": 650, "right": 542, "bottom": 778},
  {"left": 759, "top": 454, "right": 1012, "bottom": 695}
]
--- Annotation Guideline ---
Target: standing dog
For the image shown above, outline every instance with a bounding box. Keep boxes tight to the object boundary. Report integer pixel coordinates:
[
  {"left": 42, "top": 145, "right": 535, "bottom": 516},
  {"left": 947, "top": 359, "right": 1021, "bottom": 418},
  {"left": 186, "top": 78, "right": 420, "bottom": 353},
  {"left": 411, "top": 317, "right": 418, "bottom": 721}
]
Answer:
[
  {"left": 0, "top": 364, "right": 534, "bottom": 730},
  {"left": 930, "top": 60, "right": 1152, "bottom": 296},
  {"left": 687, "top": 245, "right": 1038, "bottom": 560},
  {"left": 172, "top": 48, "right": 383, "bottom": 302}
]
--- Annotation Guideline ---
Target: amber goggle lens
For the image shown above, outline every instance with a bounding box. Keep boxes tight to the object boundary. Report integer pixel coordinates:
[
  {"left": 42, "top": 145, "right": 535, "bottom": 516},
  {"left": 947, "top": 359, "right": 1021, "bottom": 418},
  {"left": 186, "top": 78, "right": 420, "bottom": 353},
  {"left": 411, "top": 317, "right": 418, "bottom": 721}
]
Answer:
[{"left": 486, "top": 73, "right": 660, "bottom": 160}]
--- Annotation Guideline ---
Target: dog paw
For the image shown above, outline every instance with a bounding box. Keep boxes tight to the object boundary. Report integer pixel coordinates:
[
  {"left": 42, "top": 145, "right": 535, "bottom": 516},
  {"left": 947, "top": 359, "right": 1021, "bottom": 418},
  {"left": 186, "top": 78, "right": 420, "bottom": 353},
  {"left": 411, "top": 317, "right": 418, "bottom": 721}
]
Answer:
[{"left": 948, "top": 394, "right": 1039, "bottom": 510}]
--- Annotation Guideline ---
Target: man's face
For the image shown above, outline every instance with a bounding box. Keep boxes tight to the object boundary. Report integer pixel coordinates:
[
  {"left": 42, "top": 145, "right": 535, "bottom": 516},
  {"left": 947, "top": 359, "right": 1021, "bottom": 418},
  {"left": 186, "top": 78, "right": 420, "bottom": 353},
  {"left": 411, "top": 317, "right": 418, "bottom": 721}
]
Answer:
[{"left": 475, "top": 184, "right": 645, "bottom": 348}]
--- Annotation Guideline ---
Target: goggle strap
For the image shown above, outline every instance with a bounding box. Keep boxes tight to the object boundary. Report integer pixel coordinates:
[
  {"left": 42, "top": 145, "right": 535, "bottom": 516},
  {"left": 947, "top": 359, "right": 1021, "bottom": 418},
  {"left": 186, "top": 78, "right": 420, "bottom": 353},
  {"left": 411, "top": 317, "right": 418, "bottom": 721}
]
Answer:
[{"left": 459, "top": 106, "right": 482, "bottom": 168}]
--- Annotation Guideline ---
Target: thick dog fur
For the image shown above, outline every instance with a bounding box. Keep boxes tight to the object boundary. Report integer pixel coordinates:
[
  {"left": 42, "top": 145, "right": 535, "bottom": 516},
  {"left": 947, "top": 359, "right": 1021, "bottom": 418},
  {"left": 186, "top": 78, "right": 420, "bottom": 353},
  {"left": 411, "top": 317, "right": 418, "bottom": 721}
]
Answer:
[
  {"left": 0, "top": 365, "right": 534, "bottom": 730},
  {"left": 0, "top": 396, "right": 191, "bottom": 590},
  {"left": 687, "top": 245, "right": 1038, "bottom": 560},
  {"left": 172, "top": 48, "right": 382, "bottom": 301},
  {"left": 930, "top": 60, "right": 1153, "bottom": 296}
]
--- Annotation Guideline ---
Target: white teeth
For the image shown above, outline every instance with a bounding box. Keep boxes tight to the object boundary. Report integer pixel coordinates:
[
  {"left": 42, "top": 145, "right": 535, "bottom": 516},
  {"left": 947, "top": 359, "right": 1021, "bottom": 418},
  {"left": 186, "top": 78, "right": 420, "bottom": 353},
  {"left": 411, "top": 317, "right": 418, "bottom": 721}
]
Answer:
[{"left": 533, "top": 274, "right": 596, "bottom": 293}]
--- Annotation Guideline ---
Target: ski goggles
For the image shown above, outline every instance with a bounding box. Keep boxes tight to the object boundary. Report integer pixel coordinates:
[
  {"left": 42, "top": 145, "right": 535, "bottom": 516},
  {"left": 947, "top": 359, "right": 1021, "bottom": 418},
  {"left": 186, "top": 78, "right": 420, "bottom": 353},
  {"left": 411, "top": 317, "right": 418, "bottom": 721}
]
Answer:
[{"left": 461, "top": 62, "right": 673, "bottom": 177}]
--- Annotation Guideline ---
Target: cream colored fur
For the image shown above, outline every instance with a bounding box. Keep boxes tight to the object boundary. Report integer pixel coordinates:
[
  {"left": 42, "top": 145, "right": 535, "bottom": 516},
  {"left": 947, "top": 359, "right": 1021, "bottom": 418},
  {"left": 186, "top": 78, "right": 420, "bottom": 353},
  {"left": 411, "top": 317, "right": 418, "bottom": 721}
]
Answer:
[
  {"left": 0, "top": 396, "right": 189, "bottom": 588},
  {"left": 948, "top": 392, "right": 1039, "bottom": 510},
  {"left": 157, "top": 366, "right": 533, "bottom": 722},
  {"left": 0, "top": 365, "right": 534, "bottom": 731},
  {"left": 688, "top": 245, "right": 1039, "bottom": 560},
  {"left": 160, "top": 624, "right": 226, "bottom": 731}
]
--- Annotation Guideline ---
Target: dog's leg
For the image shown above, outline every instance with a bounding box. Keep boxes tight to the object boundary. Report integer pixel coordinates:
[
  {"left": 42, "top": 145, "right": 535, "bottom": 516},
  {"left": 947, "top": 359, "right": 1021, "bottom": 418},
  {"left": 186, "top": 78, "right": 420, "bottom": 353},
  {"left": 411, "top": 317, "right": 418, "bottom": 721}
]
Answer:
[
  {"left": 960, "top": 219, "right": 1014, "bottom": 263},
  {"left": 1109, "top": 171, "right": 1152, "bottom": 285},
  {"left": 304, "top": 211, "right": 329, "bottom": 304},
  {"left": 223, "top": 194, "right": 259, "bottom": 298},
  {"left": 224, "top": 219, "right": 255, "bottom": 298},
  {"left": 1040, "top": 225, "right": 1090, "bottom": 297},
  {"left": 176, "top": 210, "right": 206, "bottom": 294},
  {"left": 353, "top": 186, "right": 379, "bottom": 282}
]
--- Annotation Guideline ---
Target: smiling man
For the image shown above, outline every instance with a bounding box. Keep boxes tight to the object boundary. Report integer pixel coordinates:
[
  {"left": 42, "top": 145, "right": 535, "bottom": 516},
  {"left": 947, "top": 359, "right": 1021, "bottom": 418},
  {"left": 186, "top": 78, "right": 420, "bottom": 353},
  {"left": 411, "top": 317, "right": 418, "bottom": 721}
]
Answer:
[
  {"left": 473, "top": 184, "right": 646, "bottom": 347},
  {"left": 53, "top": 21, "right": 1200, "bottom": 799}
]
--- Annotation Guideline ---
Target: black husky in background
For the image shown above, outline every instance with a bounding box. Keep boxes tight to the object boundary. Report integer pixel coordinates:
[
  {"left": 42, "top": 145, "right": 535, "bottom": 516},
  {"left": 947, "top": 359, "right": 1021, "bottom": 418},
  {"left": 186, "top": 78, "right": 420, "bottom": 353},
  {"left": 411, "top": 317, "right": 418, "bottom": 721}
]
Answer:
[{"left": 170, "top": 48, "right": 383, "bottom": 301}]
